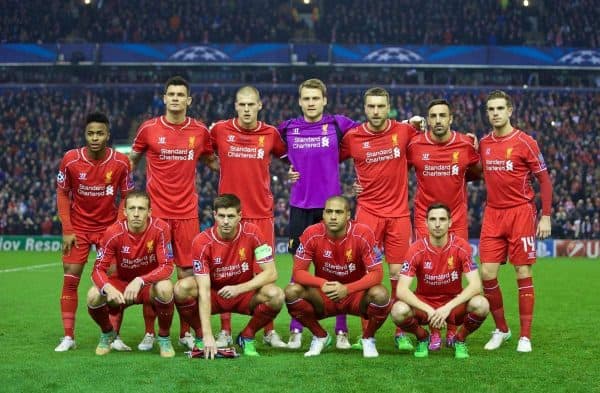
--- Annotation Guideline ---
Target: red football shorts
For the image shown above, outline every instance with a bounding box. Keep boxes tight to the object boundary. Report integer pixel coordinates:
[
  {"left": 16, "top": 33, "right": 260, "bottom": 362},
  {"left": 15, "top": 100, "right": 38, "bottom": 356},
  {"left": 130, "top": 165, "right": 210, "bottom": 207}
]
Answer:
[
  {"left": 105, "top": 277, "right": 153, "bottom": 305},
  {"left": 62, "top": 231, "right": 103, "bottom": 264},
  {"left": 412, "top": 298, "right": 467, "bottom": 326},
  {"left": 355, "top": 207, "right": 411, "bottom": 264},
  {"left": 210, "top": 289, "right": 255, "bottom": 315},
  {"left": 317, "top": 289, "right": 366, "bottom": 319},
  {"left": 164, "top": 218, "right": 199, "bottom": 268},
  {"left": 242, "top": 217, "right": 274, "bottom": 250},
  {"left": 413, "top": 224, "right": 468, "bottom": 242},
  {"left": 480, "top": 203, "right": 537, "bottom": 265}
]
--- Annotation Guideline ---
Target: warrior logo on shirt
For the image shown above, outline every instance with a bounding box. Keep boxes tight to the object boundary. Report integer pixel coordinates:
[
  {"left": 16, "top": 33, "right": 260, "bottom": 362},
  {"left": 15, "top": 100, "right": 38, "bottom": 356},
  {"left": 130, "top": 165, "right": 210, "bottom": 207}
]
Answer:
[
  {"left": 323, "top": 250, "right": 332, "bottom": 258},
  {"left": 227, "top": 135, "right": 235, "bottom": 142},
  {"left": 345, "top": 249, "right": 353, "bottom": 262},
  {"left": 362, "top": 141, "right": 370, "bottom": 149},
  {"left": 121, "top": 246, "right": 130, "bottom": 254},
  {"left": 146, "top": 240, "right": 154, "bottom": 254},
  {"left": 258, "top": 136, "right": 265, "bottom": 147},
  {"left": 452, "top": 151, "right": 460, "bottom": 164},
  {"left": 422, "top": 153, "right": 430, "bottom": 161},
  {"left": 78, "top": 172, "right": 87, "bottom": 180},
  {"left": 158, "top": 136, "right": 166, "bottom": 144},
  {"left": 188, "top": 136, "right": 196, "bottom": 149},
  {"left": 424, "top": 260, "right": 432, "bottom": 270},
  {"left": 447, "top": 255, "right": 454, "bottom": 269},
  {"left": 105, "top": 171, "right": 113, "bottom": 184},
  {"left": 239, "top": 248, "right": 246, "bottom": 262}
]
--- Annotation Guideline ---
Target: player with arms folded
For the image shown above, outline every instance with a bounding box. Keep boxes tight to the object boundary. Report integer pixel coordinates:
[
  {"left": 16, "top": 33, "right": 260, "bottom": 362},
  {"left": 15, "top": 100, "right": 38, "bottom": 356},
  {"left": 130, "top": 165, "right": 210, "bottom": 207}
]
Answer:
[
  {"left": 479, "top": 90, "right": 553, "bottom": 353},
  {"left": 55, "top": 112, "right": 133, "bottom": 352},
  {"left": 278, "top": 78, "right": 360, "bottom": 349},
  {"left": 340, "top": 87, "right": 419, "bottom": 351},
  {"left": 285, "top": 196, "right": 391, "bottom": 358},
  {"left": 209, "top": 86, "right": 287, "bottom": 348},
  {"left": 87, "top": 191, "right": 176, "bottom": 357},
  {"left": 390, "top": 203, "right": 489, "bottom": 359},
  {"left": 406, "top": 98, "right": 481, "bottom": 350},
  {"left": 129, "top": 76, "right": 215, "bottom": 351},
  {"left": 173, "top": 194, "right": 284, "bottom": 358}
]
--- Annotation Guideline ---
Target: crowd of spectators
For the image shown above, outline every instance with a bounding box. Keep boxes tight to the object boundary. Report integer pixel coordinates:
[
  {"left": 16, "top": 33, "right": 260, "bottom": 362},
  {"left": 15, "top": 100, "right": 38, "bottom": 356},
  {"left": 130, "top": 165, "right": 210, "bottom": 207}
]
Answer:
[
  {"left": 1, "top": 86, "right": 598, "bottom": 239},
  {"left": 1, "top": 0, "right": 598, "bottom": 47}
]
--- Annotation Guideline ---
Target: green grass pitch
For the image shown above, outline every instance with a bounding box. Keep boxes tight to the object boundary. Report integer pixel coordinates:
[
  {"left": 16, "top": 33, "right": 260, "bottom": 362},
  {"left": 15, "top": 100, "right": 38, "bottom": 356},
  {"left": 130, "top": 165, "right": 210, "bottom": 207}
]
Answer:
[{"left": 0, "top": 251, "right": 598, "bottom": 393}]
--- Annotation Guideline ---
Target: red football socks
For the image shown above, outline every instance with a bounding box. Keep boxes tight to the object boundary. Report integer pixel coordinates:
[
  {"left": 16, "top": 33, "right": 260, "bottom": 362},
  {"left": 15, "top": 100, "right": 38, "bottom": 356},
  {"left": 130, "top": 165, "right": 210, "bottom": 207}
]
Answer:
[
  {"left": 483, "top": 278, "right": 509, "bottom": 332},
  {"left": 517, "top": 277, "right": 535, "bottom": 338},
  {"left": 60, "top": 274, "right": 80, "bottom": 338}
]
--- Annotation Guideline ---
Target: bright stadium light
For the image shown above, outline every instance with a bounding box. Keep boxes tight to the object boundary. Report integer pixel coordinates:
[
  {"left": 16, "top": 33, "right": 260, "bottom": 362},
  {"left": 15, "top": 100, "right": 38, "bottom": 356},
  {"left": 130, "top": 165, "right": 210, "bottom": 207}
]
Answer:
[
  {"left": 303, "top": 0, "right": 311, "bottom": 4},
  {"left": 523, "top": 0, "right": 529, "bottom": 6},
  {"left": 83, "top": 0, "right": 92, "bottom": 4}
]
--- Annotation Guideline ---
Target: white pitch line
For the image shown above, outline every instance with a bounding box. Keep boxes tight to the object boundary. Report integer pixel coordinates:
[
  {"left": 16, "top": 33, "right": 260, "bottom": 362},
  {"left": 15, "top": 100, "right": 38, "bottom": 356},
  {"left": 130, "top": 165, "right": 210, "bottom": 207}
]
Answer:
[{"left": 0, "top": 262, "right": 60, "bottom": 273}]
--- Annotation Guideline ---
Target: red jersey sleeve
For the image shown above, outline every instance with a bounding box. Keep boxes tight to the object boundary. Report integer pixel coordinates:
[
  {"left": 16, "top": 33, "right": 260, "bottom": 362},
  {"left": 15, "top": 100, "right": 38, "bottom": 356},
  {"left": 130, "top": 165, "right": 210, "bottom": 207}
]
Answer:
[
  {"left": 399, "top": 242, "right": 423, "bottom": 278},
  {"left": 293, "top": 229, "right": 328, "bottom": 288},
  {"left": 522, "top": 135, "right": 547, "bottom": 174},
  {"left": 131, "top": 120, "right": 150, "bottom": 154},
  {"left": 339, "top": 131, "right": 353, "bottom": 162},
  {"left": 192, "top": 232, "right": 212, "bottom": 276},
  {"left": 270, "top": 127, "right": 287, "bottom": 159},
  {"left": 91, "top": 226, "right": 119, "bottom": 290},
  {"left": 456, "top": 238, "right": 478, "bottom": 273}
]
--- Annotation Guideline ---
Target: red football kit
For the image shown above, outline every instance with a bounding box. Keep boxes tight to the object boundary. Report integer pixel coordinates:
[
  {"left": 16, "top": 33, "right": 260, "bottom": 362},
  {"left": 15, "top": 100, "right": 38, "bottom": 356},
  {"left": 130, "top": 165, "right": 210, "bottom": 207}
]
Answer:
[
  {"left": 407, "top": 131, "right": 479, "bottom": 240},
  {"left": 57, "top": 147, "right": 133, "bottom": 263},
  {"left": 210, "top": 119, "right": 287, "bottom": 219},
  {"left": 340, "top": 120, "right": 418, "bottom": 262},
  {"left": 191, "top": 222, "right": 273, "bottom": 314},
  {"left": 293, "top": 221, "right": 384, "bottom": 316},
  {"left": 479, "top": 129, "right": 550, "bottom": 264},
  {"left": 92, "top": 217, "right": 174, "bottom": 302},
  {"left": 401, "top": 235, "right": 477, "bottom": 309},
  {"left": 131, "top": 116, "right": 212, "bottom": 219}
]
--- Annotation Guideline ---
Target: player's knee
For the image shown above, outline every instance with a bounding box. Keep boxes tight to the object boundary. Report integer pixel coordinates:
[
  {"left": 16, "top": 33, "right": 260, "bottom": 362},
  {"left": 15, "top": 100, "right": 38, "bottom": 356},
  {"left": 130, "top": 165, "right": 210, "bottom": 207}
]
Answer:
[
  {"left": 263, "top": 284, "right": 285, "bottom": 308},
  {"left": 86, "top": 286, "right": 104, "bottom": 306},
  {"left": 174, "top": 277, "right": 196, "bottom": 301},
  {"left": 390, "top": 301, "right": 411, "bottom": 323},
  {"left": 367, "top": 285, "right": 390, "bottom": 305},
  {"left": 284, "top": 283, "right": 304, "bottom": 302},
  {"left": 514, "top": 264, "right": 532, "bottom": 279},
  {"left": 468, "top": 295, "right": 490, "bottom": 317},
  {"left": 153, "top": 279, "right": 174, "bottom": 301},
  {"left": 480, "top": 263, "right": 499, "bottom": 280}
]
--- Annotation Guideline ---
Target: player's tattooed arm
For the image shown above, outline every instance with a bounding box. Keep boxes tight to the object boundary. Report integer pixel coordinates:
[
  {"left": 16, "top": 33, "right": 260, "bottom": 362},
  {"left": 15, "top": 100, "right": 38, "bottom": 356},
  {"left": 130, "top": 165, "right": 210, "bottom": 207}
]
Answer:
[{"left": 129, "top": 151, "right": 142, "bottom": 170}]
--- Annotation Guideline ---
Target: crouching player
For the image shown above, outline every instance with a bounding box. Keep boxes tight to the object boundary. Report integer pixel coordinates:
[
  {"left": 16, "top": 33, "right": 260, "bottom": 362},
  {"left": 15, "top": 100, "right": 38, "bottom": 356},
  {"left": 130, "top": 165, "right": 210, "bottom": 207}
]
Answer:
[
  {"left": 390, "top": 203, "right": 489, "bottom": 359},
  {"left": 174, "top": 194, "right": 284, "bottom": 358},
  {"left": 87, "top": 191, "right": 176, "bottom": 357},
  {"left": 285, "top": 196, "right": 390, "bottom": 358}
]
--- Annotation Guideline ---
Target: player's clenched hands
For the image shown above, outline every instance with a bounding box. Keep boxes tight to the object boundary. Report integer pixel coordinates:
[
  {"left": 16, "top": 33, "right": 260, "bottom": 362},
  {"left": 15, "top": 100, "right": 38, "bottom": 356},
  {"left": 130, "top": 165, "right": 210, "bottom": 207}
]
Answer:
[
  {"left": 123, "top": 277, "right": 144, "bottom": 304},
  {"left": 288, "top": 165, "right": 300, "bottom": 184},
  {"left": 537, "top": 215, "right": 551, "bottom": 239},
  {"left": 104, "top": 284, "right": 125, "bottom": 305},
  {"left": 352, "top": 181, "right": 364, "bottom": 196},
  {"left": 62, "top": 234, "right": 78, "bottom": 254},
  {"left": 202, "top": 335, "right": 218, "bottom": 360},
  {"left": 322, "top": 281, "right": 348, "bottom": 302},
  {"left": 218, "top": 285, "right": 242, "bottom": 299},
  {"left": 429, "top": 305, "right": 451, "bottom": 329}
]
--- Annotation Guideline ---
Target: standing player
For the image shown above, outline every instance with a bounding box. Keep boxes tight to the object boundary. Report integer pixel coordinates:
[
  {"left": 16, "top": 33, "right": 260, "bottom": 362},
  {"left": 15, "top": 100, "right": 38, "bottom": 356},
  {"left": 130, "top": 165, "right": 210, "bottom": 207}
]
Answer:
[
  {"left": 210, "top": 86, "right": 287, "bottom": 348},
  {"left": 479, "top": 90, "right": 552, "bottom": 353},
  {"left": 55, "top": 112, "right": 133, "bottom": 352},
  {"left": 340, "top": 87, "right": 419, "bottom": 350},
  {"left": 406, "top": 98, "right": 481, "bottom": 349},
  {"left": 278, "top": 78, "right": 359, "bottom": 349},
  {"left": 285, "top": 196, "right": 390, "bottom": 358},
  {"left": 130, "top": 76, "right": 215, "bottom": 350},
  {"left": 173, "top": 194, "right": 284, "bottom": 358},
  {"left": 390, "top": 203, "right": 489, "bottom": 359},
  {"left": 87, "top": 191, "right": 176, "bottom": 357}
]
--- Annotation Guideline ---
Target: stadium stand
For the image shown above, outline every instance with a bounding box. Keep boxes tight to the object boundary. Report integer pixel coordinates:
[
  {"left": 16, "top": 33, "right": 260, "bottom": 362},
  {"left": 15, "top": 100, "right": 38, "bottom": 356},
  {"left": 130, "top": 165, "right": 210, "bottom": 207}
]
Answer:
[{"left": 1, "top": 0, "right": 598, "bottom": 46}]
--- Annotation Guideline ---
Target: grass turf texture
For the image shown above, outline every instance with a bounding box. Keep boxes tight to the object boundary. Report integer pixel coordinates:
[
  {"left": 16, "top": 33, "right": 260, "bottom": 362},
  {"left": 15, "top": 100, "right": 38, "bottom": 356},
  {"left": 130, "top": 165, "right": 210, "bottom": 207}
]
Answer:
[{"left": 0, "top": 251, "right": 598, "bottom": 393}]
